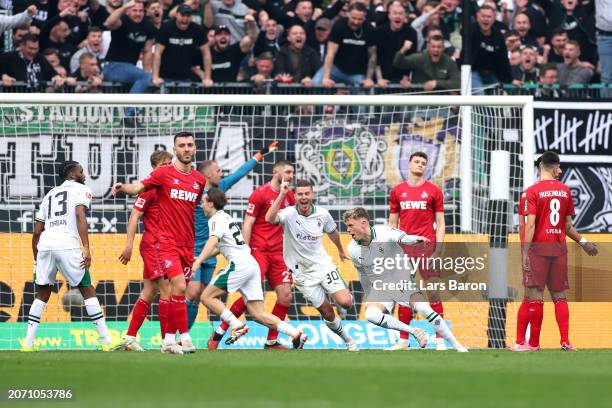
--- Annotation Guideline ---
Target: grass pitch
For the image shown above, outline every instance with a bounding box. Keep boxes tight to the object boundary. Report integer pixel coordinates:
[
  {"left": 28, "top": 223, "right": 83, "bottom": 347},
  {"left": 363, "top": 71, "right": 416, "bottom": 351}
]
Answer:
[{"left": 1, "top": 350, "right": 611, "bottom": 408}]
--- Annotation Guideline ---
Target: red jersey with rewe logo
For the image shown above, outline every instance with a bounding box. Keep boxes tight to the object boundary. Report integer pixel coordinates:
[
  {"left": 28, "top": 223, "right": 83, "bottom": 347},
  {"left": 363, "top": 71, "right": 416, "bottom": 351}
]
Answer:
[
  {"left": 133, "top": 189, "right": 160, "bottom": 249},
  {"left": 389, "top": 180, "right": 444, "bottom": 243},
  {"left": 525, "top": 179, "right": 574, "bottom": 255},
  {"left": 140, "top": 163, "right": 206, "bottom": 247},
  {"left": 246, "top": 182, "right": 295, "bottom": 253}
]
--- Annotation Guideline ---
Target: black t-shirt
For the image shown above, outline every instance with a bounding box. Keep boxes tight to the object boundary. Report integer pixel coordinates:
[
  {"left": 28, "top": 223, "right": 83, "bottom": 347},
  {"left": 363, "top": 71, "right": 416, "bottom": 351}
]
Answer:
[
  {"left": 90, "top": 6, "right": 110, "bottom": 29},
  {"left": 375, "top": 23, "right": 417, "bottom": 81},
  {"left": 44, "top": 39, "right": 76, "bottom": 70},
  {"left": 156, "top": 20, "right": 206, "bottom": 79},
  {"left": 0, "top": 51, "right": 56, "bottom": 84},
  {"left": 329, "top": 18, "right": 376, "bottom": 76},
  {"left": 106, "top": 15, "right": 157, "bottom": 64},
  {"left": 210, "top": 43, "right": 246, "bottom": 82},
  {"left": 13, "top": 0, "right": 52, "bottom": 30}
]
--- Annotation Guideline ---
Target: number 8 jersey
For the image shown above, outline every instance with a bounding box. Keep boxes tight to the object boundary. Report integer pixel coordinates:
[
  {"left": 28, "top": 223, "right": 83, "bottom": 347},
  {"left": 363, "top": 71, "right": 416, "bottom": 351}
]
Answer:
[
  {"left": 208, "top": 210, "right": 253, "bottom": 264},
  {"left": 35, "top": 180, "right": 93, "bottom": 251},
  {"left": 525, "top": 179, "right": 575, "bottom": 255}
]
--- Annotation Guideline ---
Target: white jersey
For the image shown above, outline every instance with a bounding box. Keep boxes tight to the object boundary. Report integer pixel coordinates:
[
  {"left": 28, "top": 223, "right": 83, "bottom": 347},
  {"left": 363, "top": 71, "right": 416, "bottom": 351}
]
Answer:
[
  {"left": 277, "top": 205, "right": 337, "bottom": 275},
  {"left": 35, "top": 180, "right": 92, "bottom": 251},
  {"left": 208, "top": 210, "right": 254, "bottom": 265}
]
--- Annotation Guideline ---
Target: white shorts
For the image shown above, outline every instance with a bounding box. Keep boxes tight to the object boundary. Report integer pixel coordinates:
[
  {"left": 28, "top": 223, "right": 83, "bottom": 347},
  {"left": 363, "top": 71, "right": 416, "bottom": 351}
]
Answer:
[
  {"left": 35, "top": 249, "right": 91, "bottom": 287},
  {"left": 211, "top": 260, "right": 264, "bottom": 302},
  {"left": 293, "top": 268, "right": 347, "bottom": 308},
  {"left": 370, "top": 301, "right": 412, "bottom": 314}
]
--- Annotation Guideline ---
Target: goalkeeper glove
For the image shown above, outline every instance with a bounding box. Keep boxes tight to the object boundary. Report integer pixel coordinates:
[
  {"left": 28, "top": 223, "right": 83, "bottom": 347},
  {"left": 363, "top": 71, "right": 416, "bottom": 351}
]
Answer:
[{"left": 253, "top": 141, "right": 279, "bottom": 162}]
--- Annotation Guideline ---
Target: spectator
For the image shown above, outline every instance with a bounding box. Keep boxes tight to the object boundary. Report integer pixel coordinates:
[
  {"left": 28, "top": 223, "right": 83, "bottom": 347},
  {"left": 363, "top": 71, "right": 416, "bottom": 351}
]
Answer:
[
  {"left": 424, "top": 25, "right": 456, "bottom": 57},
  {"left": 466, "top": 4, "right": 512, "bottom": 91},
  {"left": 152, "top": 4, "right": 209, "bottom": 86},
  {"left": 274, "top": 24, "right": 321, "bottom": 87},
  {"left": 509, "top": 49, "right": 521, "bottom": 65},
  {"left": 41, "top": 0, "right": 89, "bottom": 46},
  {"left": 206, "top": 17, "right": 256, "bottom": 84},
  {"left": 249, "top": 51, "right": 274, "bottom": 86},
  {"left": 0, "top": 33, "right": 63, "bottom": 88},
  {"left": 103, "top": 0, "right": 156, "bottom": 112},
  {"left": 557, "top": 40, "right": 593, "bottom": 84},
  {"left": 393, "top": 34, "right": 460, "bottom": 90},
  {"left": 147, "top": 1, "right": 164, "bottom": 29},
  {"left": 72, "top": 52, "right": 104, "bottom": 92},
  {"left": 411, "top": 2, "right": 442, "bottom": 51},
  {"left": 438, "top": 0, "right": 460, "bottom": 45},
  {"left": 511, "top": 45, "right": 539, "bottom": 85},
  {"left": 70, "top": 26, "right": 105, "bottom": 74},
  {"left": 12, "top": 0, "right": 47, "bottom": 30},
  {"left": 40, "top": 19, "right": 76, "bottom": 70},
  {"left": 314, "top": 2, "right": 376, "bottom": 89},
  {"left": 596, "top": 0, "right": 612, "bottom": 97},
  {"left": 12, "top": 26, "right": 31, "bottom": 48},
  {"left": 535, "top": 64, "right": 562, "bottom": 98},
  {"left": 505, "top": 29, "right": 521, "bottom": 54},
  {"left": 512, "top": 12, "right": 538, "bottom": 48},
  {"left": 90, "top": 0, "right": 124, "bottom": 28},
  {"left": 253, "top": 18, "right": 281, "bottom": 58},
  {"left": 210, "top": 0, "right": 249, "bottom": 44},
  {"left": 0, "top": 4, "right": 36, "bottom": 33},
  {"left": 550, "top": 0, "right": 597, "bottom": 64},
  {"left": 513, "top": 0, "right": 547, "bottom": 41},
  {"left": 313, "top": 17, "right": 331, "bottom": 61},
  {"left": 549, "top": 28, "right": 568, "bottom": 64},
  {"left": 375, "top": 1, "right": 417, "bottom": 87}
]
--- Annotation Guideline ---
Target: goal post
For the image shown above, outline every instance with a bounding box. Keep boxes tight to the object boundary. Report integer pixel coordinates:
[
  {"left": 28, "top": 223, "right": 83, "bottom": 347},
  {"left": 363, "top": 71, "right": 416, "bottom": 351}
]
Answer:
[{"left": 0, "top": 93, "right": 534, "bottom": 350}]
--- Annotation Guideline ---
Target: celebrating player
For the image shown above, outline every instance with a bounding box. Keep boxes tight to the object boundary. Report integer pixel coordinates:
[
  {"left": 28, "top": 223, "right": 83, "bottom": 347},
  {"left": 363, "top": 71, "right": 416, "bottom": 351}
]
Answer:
[
  {"left": 112, "top": 132, "right": 206, "bottom": 354},
  {"left": 388, "top": 151, "right": 446, "bottom": 351},
  {"left": 186, "top": 142, "right": 279, "bottom": 330},
  {"left": 192, "top": 189, "right": 308, "bottom": 348},
  {"left": 118, "top": 150, "right": 173, "bottom": 352},
  {"left": 517, "top": 151, "right": 598, "bottom": 352},
  {"left": 208, "top": 160, "right": 296, "bottom": 349},
  {"left": 23, "top": 161, "right": 126, "bottom": 352},
  {"left": 344, "top": 207, "right": 468, "bottom": 352},
  {"left": 266, "top": 179, "right": 358, "bottom": 351}
]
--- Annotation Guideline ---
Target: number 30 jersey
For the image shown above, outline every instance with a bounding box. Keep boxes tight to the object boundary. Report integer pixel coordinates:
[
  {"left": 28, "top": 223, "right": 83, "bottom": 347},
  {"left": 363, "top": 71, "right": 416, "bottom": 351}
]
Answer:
[
  {"left": 35, "top": 180, "right": 93, "bottom": 251},
  {"left": 208, "top": 210, "right": 252, "bottom": 264}
]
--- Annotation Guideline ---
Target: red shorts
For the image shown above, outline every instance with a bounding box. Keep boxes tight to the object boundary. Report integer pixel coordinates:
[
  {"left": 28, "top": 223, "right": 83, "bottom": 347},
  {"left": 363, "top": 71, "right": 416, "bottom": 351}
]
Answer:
[
  {"left": 158, "top": 241, "right": 194, "bottom": 281},
  {"left": 404, "top": 244, "right": 440, "bottom": 280},
  {"left": 524, "top": 252, "right": 569, "bottom": 291},
  {"left": 140, "top": 242, "right": 164, "bottom": 280},
  {"left": 252, "top": 251, "right": 292, "bottom": 289}
]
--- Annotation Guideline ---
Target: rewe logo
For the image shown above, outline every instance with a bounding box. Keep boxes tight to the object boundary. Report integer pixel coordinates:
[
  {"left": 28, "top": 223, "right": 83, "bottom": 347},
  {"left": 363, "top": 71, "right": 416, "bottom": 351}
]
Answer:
[
  {"left": 400, "top": 201, "right": 427, "bottom": 210},
  {"left": 170, "top": 189, "right": 198, "bottom": 202}
]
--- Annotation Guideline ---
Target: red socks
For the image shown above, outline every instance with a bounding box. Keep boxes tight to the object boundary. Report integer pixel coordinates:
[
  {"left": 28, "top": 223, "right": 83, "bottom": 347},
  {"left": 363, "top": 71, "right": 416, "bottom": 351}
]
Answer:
[
  {"left": 430, "top": 301, "right": 444, "bottom": 338},
  {"left": 267, "top": 303, "right": 289, "bottom": 341},
  {"left": 528, "top": 301, "right": 544, "bottom": 347},
  {"left": 219, "top": 297, "right": 247, "bottom": 332},
  {"left": 398, "top": 306, "right": 413, "bottom": 340},
  {"left": 127, "top": 298, "right": 150, "bottom": 337},
  {"left": 171, "top": 295, "right": 188, "bottom": 335},
  {"left": 554, "top": 298, "right": 570, "bottom": 345},
  {"left": 158, "top": 298, "right": 171, "bottom": 337},
  {"left": 516, "top": 299, "right": 530, "bottom": 345}
]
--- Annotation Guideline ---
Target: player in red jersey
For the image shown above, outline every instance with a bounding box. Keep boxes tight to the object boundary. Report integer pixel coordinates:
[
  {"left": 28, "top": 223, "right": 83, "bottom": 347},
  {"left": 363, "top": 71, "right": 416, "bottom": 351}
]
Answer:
[
  {"left": 517, "top": 151, "right": 598, "bottom": 352},
  {"left": 118, "top": 150, "right": 172, "bottom": 352},
  {"left": 208, "top": 160, "right": 296, "bottom": 349},
  {"left": 112, "top": 132, "right": 207, "bottom": 354},
  {"left": 387, "top": 151, "right": 446, "bottom": 351}
]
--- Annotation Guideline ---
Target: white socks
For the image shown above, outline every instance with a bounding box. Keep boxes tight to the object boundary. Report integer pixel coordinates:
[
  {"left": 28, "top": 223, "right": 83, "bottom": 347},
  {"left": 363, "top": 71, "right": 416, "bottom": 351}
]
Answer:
[
  {"left": 84, "top": 297, "right": 112, "bottom": 345},
  {"left": 413, "top": 302, "right": 462, "bottom": 350},
  {"left": 276, "top": 321, "right": 299, "bottom": 337},
  {"left": 325, "top": 316, "right": 353, "bottom": 343},
  {"left": 25, "top": 298, "right": 46, "bottom": 347},
  {"left": 220, "top": 308, "right": 243, "bottom": 329},
  {"left": 365, "top": 307, "right": 416, "bottom": 335}
]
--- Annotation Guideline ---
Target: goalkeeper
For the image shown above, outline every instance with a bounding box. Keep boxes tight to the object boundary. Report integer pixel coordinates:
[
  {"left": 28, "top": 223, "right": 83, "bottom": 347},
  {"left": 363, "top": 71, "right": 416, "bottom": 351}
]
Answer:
[{"left": 186, "top": 141, "right": 278, "bottom": 329}]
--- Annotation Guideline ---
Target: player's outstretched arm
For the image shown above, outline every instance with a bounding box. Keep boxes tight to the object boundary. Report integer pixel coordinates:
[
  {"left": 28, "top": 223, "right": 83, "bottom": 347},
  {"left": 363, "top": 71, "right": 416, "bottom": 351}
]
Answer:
[
  {"left": 565, "top": 216, "right": 598, "bottom": 256},
  {"left": 328, "top": 229, "right": 348, "bottom": 261},
  {"left": 119, "top": 208, "right": 144, "bottom": 265},
  {"left": 221, "top": 142, "right": 279, "bottom": 191},
  {"left": 399, "top": 234, "right": 430, "bottom": 245},
  {"left": 111, "top": 182, "right": 145, "bottom": 197},
  {"left": 265, "top": 177, "right": 289, "bottom": 225},
  {"left": 192, "top": 236, "right": 220, "bottom": 273},
  {"left": 31, "top": 221, "right": 45, "bottom": 261},
  {"left": 75, "top": 205, "right": 92, "bottom": 268}
]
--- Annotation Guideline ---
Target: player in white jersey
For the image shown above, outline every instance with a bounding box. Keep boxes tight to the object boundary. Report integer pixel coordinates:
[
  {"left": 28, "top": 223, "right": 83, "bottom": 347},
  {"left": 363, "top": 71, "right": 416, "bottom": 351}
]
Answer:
[
  {"left": 22, "top": 161, "right": 126, "bottom": 352},
  {"left": 192, "top": 189, "right": 308, "bottom": 349},
  {"left": 266, "top": 179, "right": 358, "bottom": 351},
  {"left": 343, "top": 207, "right": 468, "bottom": 352}
]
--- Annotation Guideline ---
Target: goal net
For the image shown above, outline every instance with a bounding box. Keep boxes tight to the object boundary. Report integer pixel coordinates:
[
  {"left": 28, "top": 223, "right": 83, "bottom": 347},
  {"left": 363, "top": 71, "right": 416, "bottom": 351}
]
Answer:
[{"left": 0, "top": 93, "right": 534, "bottom": 350}]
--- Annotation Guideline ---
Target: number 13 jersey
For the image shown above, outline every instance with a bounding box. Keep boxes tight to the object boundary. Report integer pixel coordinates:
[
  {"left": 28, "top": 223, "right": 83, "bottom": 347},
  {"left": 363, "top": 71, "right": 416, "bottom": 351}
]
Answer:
[{"left": 35, "top": 180, "right": 93, "bottom": 251}]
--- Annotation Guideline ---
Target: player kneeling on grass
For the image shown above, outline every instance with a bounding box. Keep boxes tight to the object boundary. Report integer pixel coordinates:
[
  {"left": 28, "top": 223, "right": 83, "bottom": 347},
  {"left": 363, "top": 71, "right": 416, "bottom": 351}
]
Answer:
[
  {"left": 23, "top": 161, "right": 126, "bottom": 352},
  {"left": 343, "top": 207, "right": 468, "bottom": 352},
  {"left": 266, "top": 179, "right": 358, "bottom": 351},
  {"left": 192, "top": 189, "right": 308, "bottom": 349}
]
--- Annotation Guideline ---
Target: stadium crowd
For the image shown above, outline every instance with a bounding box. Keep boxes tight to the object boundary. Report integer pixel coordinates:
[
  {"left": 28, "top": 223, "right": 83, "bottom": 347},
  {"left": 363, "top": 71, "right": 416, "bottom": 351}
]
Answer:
[{"left": 0, "top": 0, "right": 610, "bottom": 94}]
